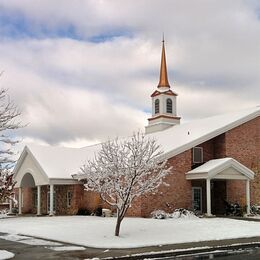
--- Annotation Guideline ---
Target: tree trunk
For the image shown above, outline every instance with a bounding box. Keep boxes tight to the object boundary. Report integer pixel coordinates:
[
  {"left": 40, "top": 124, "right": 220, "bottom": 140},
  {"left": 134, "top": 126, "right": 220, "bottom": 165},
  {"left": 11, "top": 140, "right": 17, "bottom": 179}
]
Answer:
[
  {"left": 115, "top": 215, "right": 123, "bottom": 236},
  {"left": 115, "top": 209, "right": 124, "bottom": 236}
]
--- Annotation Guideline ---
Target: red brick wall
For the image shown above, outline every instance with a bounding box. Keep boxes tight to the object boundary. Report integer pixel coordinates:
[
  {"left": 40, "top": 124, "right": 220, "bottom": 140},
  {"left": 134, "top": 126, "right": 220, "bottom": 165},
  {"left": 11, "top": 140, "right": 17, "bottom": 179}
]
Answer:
[
  {"left": 195, "top": 133, "right": 227, "bottom": 161},
  {"left": 198, "top": 139, "right": 214, "bottom": 162},
  {"left": 21, "top": 187, "right": 33, "bottom": 214},
  {"left": 225, "top": 117, "right": 260, "bottom": 206},
  {"left": 140, "top": 150, "right": 193, "bottom": 217},
  {"left": 213, "top": 134, "right": 226, "bottom": 158},
  {"left": 80, "top": 190, "right": 102, "bottom": 213}
]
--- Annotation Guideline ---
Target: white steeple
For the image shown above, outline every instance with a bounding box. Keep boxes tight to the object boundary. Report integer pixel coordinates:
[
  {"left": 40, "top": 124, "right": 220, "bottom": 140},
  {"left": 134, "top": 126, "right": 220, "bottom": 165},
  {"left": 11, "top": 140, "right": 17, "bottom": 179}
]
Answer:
[{"left": 145, "top": 39, "right": 180, "bottom": 134}]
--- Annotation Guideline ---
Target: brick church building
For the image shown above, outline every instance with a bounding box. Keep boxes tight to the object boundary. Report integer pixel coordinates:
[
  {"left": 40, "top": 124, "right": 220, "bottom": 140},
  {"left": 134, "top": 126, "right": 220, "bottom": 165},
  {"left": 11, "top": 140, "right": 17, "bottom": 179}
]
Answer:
[{"left": 13, "top": 41, "right": 260, "bottom": 217}]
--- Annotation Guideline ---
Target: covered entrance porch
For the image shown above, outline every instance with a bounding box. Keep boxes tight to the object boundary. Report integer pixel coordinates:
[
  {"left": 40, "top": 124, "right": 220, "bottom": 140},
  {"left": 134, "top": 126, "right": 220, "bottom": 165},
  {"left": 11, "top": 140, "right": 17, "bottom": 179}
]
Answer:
[
  {"left": 13, "top": 146, "right": 82, "bottom": 216},
  {"left": 14, "top": 171, "right": 80, "bottom": 216},
  {"left": 186, "top": 158, "right": 255, "bottom": 216}
]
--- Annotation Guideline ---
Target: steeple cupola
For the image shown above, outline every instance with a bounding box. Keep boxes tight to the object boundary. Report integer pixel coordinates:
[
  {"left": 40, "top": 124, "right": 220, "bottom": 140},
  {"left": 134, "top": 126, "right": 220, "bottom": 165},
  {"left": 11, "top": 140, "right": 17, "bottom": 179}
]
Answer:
[{"left": 145, "top": 39, "right": 181, "bottom": 134}]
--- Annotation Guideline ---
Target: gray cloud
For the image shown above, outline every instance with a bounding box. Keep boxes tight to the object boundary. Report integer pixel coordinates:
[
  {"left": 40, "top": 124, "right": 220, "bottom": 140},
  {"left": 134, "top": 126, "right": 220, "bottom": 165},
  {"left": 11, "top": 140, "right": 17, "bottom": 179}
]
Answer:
[{"left": 0, "top": 0, "right": 259, "bottom": 147}]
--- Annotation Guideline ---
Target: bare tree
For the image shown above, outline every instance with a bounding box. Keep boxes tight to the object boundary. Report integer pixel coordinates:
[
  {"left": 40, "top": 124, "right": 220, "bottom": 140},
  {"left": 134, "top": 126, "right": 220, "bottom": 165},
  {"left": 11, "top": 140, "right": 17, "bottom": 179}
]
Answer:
[
  {"left": 76, "top": 132, "right": 171, "bottom": 236},
  {"left": 0, "top": 88, "right": 21, "bottom": 203}
]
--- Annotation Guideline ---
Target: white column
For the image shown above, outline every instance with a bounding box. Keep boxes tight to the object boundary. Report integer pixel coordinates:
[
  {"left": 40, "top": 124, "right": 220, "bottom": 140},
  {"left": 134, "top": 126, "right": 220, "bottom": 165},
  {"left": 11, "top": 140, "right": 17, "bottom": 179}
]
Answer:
[
  {"left": 246, "top": 179, "right": 250, "bottom": 215},
  {"left": 18, "top": 187, "right": 22, "bottom": 215},
  {"left": 37, "top": 185, "right": 41, "bottom": 216},
  {"left": 206, "top": 179, "right": 212, "bottom": 216},
  {"left": 49, "top": 184, "right": 54, "bottom": 216}
]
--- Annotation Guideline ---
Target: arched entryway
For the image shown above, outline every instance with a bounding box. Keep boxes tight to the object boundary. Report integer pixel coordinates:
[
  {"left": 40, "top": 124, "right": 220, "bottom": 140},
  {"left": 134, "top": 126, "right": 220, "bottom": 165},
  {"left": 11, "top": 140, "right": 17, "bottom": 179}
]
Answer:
[
  {"left": 16, "top": 171, "right": 56, "bottom": 216},
  {"left": 19, "top": 172, "right": 39, "bottom": 215},
  {"left": 21, "top": 172, "right": 35, "bottom": 187}
]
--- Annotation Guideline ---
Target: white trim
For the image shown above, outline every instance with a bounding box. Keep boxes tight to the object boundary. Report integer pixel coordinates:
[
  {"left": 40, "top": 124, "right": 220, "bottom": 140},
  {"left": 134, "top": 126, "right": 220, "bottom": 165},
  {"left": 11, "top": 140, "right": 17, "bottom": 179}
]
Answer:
[
  {"left": 47, "top": 185, "right": 55, "bottom": 215},
  {"left": 14, "top": 147, "right": 49, "bottom": 183},
  {"left": 37, "top": 185, "right": 41, "bottom": 216},
  {"left": 14, "top": 147, "right": 49, "bottom": 187},
  {"left": 18, "top": 188, "right": 22, "bottom": 214},
  {"left": 186, "top": 158, "right": 254, "bottom": 180},
  {"left": 49, "top": 178, "right": 81, "bottom": 185},
  {"left": 246, "top": 180, "right": 250, "bottom": 215},
  {"left": 206, "top": 179, "right": 212, "bottom": 216}
]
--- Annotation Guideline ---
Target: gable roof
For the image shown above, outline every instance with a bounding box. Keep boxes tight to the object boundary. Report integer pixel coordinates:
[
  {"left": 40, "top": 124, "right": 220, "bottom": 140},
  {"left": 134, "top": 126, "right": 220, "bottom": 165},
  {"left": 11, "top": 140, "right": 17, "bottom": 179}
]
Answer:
[
  {"left": 186, "top": 158, "right": 255, "bottom": 180},
  {"left": 14, "top": 106, "right": 260, "bottom": 179},
  {"left": 14, "top": 143, "right": 101, "bottom": 180}
]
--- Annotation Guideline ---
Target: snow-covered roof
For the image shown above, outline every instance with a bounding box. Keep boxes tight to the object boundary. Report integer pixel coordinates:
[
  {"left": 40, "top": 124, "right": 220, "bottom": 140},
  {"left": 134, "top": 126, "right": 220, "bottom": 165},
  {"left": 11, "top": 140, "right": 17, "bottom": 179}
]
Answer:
[
  {"left": 186, "top": 158, "right": 255, "bottom": 180},
  {"left": 149, "top": 106, "right": 260, "bottom": 160},
  {"left": 14, "top": 143, "right": 101, "bottom": 180},
  {"left": 14, "top": 106, "right": 260, "bottom": 180}
]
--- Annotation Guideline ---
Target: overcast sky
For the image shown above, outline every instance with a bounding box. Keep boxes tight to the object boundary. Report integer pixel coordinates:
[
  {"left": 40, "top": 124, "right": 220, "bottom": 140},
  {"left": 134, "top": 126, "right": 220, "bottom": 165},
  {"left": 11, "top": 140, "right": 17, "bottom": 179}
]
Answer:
[{"left": 0, "top": 0, "right": 259, "bottom": 148}]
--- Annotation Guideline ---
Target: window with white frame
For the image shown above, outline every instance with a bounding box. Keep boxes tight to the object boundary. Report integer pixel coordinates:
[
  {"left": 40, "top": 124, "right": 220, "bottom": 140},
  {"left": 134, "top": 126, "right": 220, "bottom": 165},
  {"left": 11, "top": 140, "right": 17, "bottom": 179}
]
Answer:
[
  {"left": 155, "top": 99, "right": 160, "bottom": 114},
  {"left": 192, "top": 187, "right": 202, "bottom": 212},
  {"left": 193, "top": 147, "right": 203, "bottom": 163},
  {"left": 67, "top": 191, "right": 73, "bottom": 207},
  {"left": 166, "top": 98, "right": 172, "bottom": 113}
]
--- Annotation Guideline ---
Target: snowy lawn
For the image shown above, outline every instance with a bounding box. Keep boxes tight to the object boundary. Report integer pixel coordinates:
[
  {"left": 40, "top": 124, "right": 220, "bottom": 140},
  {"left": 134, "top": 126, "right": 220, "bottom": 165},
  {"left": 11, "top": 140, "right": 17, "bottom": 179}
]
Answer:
[
  {"left": 1, "top": 216, "right": 260, "bottom": 248},
  {"left": 0, "top": 250, "right": 14, "bottom": 260}
]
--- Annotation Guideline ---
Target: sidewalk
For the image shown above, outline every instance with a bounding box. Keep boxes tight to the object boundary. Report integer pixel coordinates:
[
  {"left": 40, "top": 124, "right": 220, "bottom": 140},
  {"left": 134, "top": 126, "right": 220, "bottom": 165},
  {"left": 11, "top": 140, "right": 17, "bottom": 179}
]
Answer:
[
  {"left": 96, "top": 236, "right": 260, "bottom": 259},
  {"left": 1, "top": 232, "right": 260, "bottom": 259}
]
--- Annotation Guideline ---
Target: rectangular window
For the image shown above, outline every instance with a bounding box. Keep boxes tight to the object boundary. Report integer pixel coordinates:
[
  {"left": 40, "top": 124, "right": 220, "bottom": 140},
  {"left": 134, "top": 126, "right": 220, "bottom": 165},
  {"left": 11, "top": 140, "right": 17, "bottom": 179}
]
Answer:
[
  {"left": 193, "top": 147, "right": 203, "bottom": 163},
  {"left": 67, "top": 191, "right": 73, "bottom": 208},
  {"left": 192, "top": 187, "right": 202, "bottom": 212}
]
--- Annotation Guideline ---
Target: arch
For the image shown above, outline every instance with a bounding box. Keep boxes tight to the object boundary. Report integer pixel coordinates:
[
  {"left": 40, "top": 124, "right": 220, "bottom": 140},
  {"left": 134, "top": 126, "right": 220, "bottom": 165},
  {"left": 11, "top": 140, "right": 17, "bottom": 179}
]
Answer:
[
  {"left": 20, "top": 172, "right": 36, "bottom": 188},
  {"left": 166, "top": 98, "right": 172, "bottom": 113},
  {"left": 155, "top": 99, "right": 160, "bottom": 114}
]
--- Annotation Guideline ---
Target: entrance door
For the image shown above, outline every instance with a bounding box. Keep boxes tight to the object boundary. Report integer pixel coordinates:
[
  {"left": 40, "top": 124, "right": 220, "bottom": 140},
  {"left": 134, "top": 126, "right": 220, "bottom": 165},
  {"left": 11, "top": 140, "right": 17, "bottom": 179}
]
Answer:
[
  {"left": 211, "top": 180, "right": 226, "bottom": 215},
  {"left": 192, "top": 187, "right": 202, "bottom": 213},
  {"left": 47, "top": 191, "right": 56, "bottom": 213}
]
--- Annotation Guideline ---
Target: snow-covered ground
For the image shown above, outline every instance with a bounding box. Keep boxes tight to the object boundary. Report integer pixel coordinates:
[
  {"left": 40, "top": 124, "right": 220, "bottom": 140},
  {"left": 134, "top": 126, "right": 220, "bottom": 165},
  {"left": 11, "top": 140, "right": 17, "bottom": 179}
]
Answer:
[
  {"left": 0, "top": 216, "right": 260, "bottom": 248},
  {"left": 0, "top": 250, "right": 14, "bottom": 260}
]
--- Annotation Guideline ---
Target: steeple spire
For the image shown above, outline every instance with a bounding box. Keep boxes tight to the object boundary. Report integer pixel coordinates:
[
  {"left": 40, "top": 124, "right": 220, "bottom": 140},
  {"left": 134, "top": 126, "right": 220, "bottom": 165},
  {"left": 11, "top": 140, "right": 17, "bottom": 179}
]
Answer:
[
  {"left": 158, "top": 37, "right": 170, "bottom": 88},
  {"left": 145, "top": 37, "right": 180, "bottom": 134}
]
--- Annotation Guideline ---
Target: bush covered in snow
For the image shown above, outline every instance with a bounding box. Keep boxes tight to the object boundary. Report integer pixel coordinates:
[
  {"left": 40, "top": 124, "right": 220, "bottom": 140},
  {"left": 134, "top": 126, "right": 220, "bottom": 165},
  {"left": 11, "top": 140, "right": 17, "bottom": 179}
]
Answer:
[
  {"left": 169, "top": 208, "right": 198, "bottom": 219},
  {"left": 0, "top": 209, "right": 8, "bottom": 219},
  {"left": 251, "top": 205, "right": 260, "bottom": 216},
  {"left": 151, "top": 208, "right": 198, "bottom": 219},
  {"left": 151, "top": 210, "right": 168, "bottom": 219}
]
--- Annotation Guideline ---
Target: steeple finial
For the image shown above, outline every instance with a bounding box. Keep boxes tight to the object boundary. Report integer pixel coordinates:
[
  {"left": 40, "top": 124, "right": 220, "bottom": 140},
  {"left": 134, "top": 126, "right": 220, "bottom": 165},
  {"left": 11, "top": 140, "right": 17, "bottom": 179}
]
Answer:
[{"left": 158, "top": 36, "right": 170, "bottom": 88}]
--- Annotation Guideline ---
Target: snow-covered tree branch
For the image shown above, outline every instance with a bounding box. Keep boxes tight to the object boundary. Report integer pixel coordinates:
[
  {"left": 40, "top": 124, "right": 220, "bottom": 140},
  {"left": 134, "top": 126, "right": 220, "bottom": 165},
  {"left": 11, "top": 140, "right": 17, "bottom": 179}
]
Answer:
[
  {"left": 77, "top": 132, "right": 172, "bottom": 236},
  {"left": 0, "top": 87, "right": 21, "bottom": 203}
]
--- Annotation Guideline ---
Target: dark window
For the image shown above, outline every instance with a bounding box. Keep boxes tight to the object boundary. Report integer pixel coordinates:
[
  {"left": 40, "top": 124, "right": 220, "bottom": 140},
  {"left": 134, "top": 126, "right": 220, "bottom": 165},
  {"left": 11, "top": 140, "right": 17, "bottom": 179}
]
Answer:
[
  {"left": 192, "top": 187, "right": 202, "bottom": 212},
  {"left": 67, "top": 191, "right": 73, "bottom": 207},
  {"left": 155, "top": 99, "right": 160, "bottom": 114},
  {"left": 193, "top": 147, "right": 203, "bottom": 163},
  {"left": 166, "top": 98, "right": 172, "bottom": 113}
]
